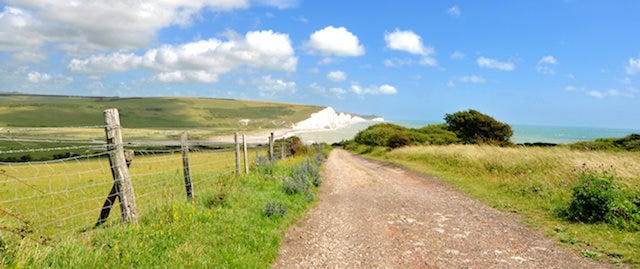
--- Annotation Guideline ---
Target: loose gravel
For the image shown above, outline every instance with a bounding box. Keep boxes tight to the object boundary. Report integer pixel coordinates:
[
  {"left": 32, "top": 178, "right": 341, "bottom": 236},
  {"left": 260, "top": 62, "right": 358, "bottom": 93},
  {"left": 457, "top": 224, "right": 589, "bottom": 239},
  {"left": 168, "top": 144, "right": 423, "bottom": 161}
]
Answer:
[{"left": 273, "top": 149, "right": 613, "bottom": 268}]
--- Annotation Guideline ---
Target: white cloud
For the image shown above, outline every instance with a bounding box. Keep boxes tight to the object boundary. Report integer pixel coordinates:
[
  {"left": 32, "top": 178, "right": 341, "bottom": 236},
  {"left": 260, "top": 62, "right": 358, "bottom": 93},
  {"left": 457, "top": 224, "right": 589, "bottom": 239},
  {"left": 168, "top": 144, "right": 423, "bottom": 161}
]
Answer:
[
  {"left": 626, "top": 57, "right": 640, "bottom": 75},
  {"left": 12, "top": 50, "right": 47, "bottom": 63},
  {"left": 566, "top": 85, "right": 637, "bottom": 99},
  {"left": 27, "top": 71, "right": 51, "bottom": 83},
  {"left": 309, "top": 83, "right": 346, "bottom": 98},
  {"left": 384, "top": 58, "right": 411, "bottom": 68},
  {"left": 254, "top": 75, "right": 296, "bottom": 96},
  {"left": 68, "top": 30, "right": 297, "bottom": 83},
  {"left": 384, "top": 57, "right": 437, "bottom": 68},
  {"left": 308, "top": 26, "right": 364, "bottom": 57},
  {"left": 447, "top": 80, "right": 455, "bottom": 87},
  {"left": 536, "top": 55, "right": 558, "bottom": 74},
  {"left": 253, "top": 0, "right": 298, "bottom": 9},
  {"left": 458, "top": 75, "right": 486, "bottom": 84},
  {"left": 329, "top": 87, "right": 346, "bottom": 95},
  {"left": 0, "top": 1, "right": 294, "bottom": 51},
  {"left": 539, "top": 55, "right": 558, "bottom": 65},
  {"left": 0, "top": 6, "right": 44, "bottom": 50},
  {"left": 447, "top": 6, "right": 461, "bottom": 17},
  {"left": 384, "top": 29, "right": 433, "bottom": 56},
  {"left": 351, "top": 84, "right": 397, "bottom": 95},
  {"left": 419, "top": 57, "right": 438, "bottom": 67},
  {"left": 564, "top": 85, "right": 580, "bottom": 92},
  {"left": 587, "top": 89, "right": 626, "bottom": 99},
  {"left": 327, "top": 70, "right": 347, "bottom": 82},
  {"left": 477, "top": 57, "right": 515, "bottom": 71},
  {"left": 450, "top": 51, "right": 465, "bottom": 59}
]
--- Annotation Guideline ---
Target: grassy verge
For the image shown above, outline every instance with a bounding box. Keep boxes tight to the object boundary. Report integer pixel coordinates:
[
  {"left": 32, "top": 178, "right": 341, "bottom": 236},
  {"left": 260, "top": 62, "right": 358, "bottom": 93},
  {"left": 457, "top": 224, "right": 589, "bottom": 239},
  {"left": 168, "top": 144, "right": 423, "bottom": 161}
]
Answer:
[
  {"left": 2, "top": 149, "right": 328, "bottom": 267},
  {"left": 348, "top": 144, "right": 640, "bottom": 266}
]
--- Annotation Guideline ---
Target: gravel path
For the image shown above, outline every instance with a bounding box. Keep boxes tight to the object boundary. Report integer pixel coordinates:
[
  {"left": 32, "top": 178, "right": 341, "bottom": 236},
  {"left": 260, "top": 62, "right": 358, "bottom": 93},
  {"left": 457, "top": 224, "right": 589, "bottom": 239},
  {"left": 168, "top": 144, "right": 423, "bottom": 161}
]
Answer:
[{"left": 273, "top": 149, "right": 612, "bottom": 268}]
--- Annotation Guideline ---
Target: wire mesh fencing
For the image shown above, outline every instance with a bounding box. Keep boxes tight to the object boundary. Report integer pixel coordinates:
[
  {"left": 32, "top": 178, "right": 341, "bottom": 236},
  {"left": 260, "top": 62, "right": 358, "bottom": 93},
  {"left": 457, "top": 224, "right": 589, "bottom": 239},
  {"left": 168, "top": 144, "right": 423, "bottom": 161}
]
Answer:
[{"left": 0, "top": 123, "right": 291, "bottom": 244}]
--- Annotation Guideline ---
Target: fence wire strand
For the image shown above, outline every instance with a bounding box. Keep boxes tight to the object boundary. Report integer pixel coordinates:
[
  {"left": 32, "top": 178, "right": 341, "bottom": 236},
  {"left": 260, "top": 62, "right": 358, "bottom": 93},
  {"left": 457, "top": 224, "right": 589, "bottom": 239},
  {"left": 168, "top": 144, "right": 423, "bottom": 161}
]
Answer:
[{"left": 1, "top": 131, "right": 287, "bottom": 242}]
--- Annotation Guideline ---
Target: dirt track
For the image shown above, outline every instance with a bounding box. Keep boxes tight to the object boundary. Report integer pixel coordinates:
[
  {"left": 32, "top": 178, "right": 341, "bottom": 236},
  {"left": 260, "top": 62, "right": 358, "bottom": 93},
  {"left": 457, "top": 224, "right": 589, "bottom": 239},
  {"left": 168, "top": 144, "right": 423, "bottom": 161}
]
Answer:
[{"left": 274, "top": 149, "right": 612, "bottom": 268}]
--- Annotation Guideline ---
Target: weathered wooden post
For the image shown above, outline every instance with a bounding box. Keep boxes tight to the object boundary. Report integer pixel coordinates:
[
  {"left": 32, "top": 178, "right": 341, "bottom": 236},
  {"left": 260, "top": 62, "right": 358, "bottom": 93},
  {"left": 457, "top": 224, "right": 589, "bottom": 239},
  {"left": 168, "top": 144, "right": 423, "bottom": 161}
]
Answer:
[
  {"left": 269, "top": 132, "right": 274, "bottom": 162},
  {"left": 235, "top": 132, "right": 240, "bottom": 175},
  {"left": 181, "top": 132, "right": 193, "bottom": 200},
  {"left": 281, "top": 136, "right": 286, "bottom": 159},
  {"left": 103, "top": 108, "right": 137, "bottom": 224},
  {"left": 243, "top": 134, "right": 249, "bottom": 174},
  {"left": 96, "top": 150, "right": 134, "bottom": 226}
]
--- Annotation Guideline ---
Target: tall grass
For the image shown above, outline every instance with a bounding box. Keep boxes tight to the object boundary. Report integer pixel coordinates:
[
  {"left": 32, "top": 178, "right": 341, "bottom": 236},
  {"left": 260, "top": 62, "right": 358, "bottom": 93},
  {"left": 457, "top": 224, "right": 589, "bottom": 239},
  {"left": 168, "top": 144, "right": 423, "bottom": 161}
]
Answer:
[
  {"left": 363, "top": 145, "right": 640, "bottom": 265},
  {"left": 2, "top": 150, "right": 326, "bottom": 267},
  {"left": 1, "top": 150, "right": 243, "bottom": 238}
]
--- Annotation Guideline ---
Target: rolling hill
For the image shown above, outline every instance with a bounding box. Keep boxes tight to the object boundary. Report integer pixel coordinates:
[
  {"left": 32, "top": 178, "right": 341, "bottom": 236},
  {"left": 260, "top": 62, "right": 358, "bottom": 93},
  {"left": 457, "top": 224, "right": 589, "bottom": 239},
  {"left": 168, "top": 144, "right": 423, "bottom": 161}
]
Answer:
[{"left": 0, "top": 93, "right": 323, "bottom": 129}]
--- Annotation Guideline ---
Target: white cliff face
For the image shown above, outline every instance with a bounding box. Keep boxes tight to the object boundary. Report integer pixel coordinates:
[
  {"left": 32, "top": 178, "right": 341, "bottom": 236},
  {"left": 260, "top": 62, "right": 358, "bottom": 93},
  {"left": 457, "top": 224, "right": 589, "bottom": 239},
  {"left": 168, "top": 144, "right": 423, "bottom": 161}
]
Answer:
[{"left": 293, "top": 107, "right": 382, "bottom": 131}]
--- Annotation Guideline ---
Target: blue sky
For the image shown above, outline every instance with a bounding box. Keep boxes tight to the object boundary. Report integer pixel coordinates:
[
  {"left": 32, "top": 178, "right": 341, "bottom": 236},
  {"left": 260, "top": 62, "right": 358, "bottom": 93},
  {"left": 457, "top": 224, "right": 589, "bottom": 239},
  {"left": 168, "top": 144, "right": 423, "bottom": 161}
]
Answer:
[{"left": 1, "top": 1, "right": 639, "bottom": 129}]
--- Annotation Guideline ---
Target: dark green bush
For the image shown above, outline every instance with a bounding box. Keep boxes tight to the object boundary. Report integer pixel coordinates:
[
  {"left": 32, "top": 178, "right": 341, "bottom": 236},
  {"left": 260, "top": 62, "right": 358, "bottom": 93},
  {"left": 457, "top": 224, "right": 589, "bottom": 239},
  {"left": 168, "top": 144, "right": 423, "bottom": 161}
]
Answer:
[
  {"left": 354, "top": 123, "right": 408, "bottom": 146},
  {"left": 354, "top": 123, "right": 459, "bottom": 147},
  {"left": 387, "top": 132, "right": 411, "bottom": 148},
  {"left": 444, "top": 109, "right": 512, "bottom": 146},
  {"left": 566, "top": 171, "right": 617, "bottom": 223},
  {"left": 564, "top": 164, "right": 640, "bottom": 231},
  {"left": 417, "top": 124, "right": 460, "bottom": 145}
]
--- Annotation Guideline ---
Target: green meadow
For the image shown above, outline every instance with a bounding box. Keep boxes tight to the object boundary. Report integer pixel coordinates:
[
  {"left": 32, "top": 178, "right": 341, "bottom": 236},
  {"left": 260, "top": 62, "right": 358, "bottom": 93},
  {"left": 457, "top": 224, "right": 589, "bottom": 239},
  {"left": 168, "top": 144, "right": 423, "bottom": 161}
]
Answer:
[
  {"left": 1, "top": 144, "right": 327, "bottom": 267},
  {"left": 0, "top": 93, "right": 322, "bottom": 129}
]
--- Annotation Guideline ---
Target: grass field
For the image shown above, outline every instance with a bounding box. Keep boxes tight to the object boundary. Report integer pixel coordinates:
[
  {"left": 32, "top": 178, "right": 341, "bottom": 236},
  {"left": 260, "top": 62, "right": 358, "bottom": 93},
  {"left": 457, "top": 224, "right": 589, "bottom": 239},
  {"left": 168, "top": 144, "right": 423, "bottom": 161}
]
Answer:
[
  {"left": 1, "top": 143, "right": 325, "bottom": 267},
  {"left": 351, "top": 144, "right": 640, "bottom": 265},
  {"left": 1, "top": 147, "right": 249, "bottom": 237},
  {"left": 0, "top": 93, "right": 322, "bottom": 129}
]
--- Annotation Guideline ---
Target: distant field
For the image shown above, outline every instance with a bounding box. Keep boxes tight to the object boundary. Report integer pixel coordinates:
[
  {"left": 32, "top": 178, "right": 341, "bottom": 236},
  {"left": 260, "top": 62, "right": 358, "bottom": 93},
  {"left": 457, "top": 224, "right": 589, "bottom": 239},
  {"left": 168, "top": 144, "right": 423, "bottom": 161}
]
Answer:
[{"left": 0, "top": 93, "right": 322, "bottom": 129}]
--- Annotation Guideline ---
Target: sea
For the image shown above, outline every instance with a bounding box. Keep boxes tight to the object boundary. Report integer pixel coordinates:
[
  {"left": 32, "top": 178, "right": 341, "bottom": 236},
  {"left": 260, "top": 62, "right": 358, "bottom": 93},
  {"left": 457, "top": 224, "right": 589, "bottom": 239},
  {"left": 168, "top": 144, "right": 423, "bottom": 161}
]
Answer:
[{"left": 292, "top": 120, "right": 640, "bottom": 145}]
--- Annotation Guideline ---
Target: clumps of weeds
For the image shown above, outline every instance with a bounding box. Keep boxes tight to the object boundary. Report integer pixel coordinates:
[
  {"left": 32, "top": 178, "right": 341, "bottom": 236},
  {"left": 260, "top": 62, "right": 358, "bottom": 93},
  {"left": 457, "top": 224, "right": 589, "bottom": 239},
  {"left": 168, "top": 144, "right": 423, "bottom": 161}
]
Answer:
[
  {"left": 254, "top": 156, "right": 275, "bottom": 176},
  {"left": 282, "top": 175, "right": 310, "bottom": 195},
  {"left": 200, "top": 190, "right": 227, "bottom": 209},
  {"left": 562, "top": 163, "right": 640, "bottom": 231},
  {"left": 263, "top": 201, "right": 287, "bottom": 218},
  {"left": 282, "top": 156, "right": 324, "bottom": 198}
]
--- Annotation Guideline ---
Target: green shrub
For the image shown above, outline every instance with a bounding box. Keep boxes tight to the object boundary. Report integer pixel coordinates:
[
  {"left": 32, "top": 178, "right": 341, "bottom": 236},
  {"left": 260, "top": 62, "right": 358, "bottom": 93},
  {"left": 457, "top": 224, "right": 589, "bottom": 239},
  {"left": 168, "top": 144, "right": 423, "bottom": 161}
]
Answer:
[
  {"left": 444, "top": 109, "right": 513, "bottom": 146},
  {"left": 354, "top": 123, "right": 408, "bottom": 146},
  {"left": 564, "top": 164, "right": 640, "bottom": 231},
  {"left": 387, "top": 132, "right": 411, "bottom": 148},
  {"left": 282, "top": 176, "right": 309, "bottom": 195},
  {"left": 567, "top": 134, "right": 640, "bottom": 152},
  {"left": 417, "top": 124, "right": 460, "bottom": 145},
  {"left": 354, "top": 123, "right": 459, "bottom": 148},
  {"left": 263, "top": 201, "right": 287, "bottom": 218},
  {"left": 282, "top": 157, "right": 323, "bottom": 195},
  {"left": 566, "top": 170, "right": 617, "bottom": 223},
  {"left": 254, "top": 156, "right": 274, "bottom": 175}
]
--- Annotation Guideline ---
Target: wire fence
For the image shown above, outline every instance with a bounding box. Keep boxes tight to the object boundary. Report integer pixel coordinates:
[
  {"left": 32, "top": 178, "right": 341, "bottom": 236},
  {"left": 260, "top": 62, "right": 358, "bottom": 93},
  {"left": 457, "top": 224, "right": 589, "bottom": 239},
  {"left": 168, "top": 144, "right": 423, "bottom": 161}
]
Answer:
[{"left": 0, "top": 120, "right": 294, "bottom": 244}]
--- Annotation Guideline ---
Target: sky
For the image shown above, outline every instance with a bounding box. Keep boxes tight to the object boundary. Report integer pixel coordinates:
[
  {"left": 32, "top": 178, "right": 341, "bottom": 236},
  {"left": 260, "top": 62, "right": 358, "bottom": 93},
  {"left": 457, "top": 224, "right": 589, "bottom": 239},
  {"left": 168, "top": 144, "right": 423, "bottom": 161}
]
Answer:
[{"left": 1, "top": 0, "right": 639, "bottom": 129}]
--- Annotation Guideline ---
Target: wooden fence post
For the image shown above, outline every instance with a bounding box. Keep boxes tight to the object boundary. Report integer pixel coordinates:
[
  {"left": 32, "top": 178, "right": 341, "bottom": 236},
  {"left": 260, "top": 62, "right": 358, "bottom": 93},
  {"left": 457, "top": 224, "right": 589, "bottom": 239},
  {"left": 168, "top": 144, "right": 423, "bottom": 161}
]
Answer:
[
  {"left": 269, "top": 132, "right": 274, "bottom": 162},
  {"left": 281, "top": 137, "right": 285, "bottom": 159},
  {"left": 181, "top": 132, "right": 193, "bottom": 200},
  {"left": 235, "top": 132, "right": 240, "bottom": 175},
  {"left": 103, "top": 108, "right": 137, "bottom": 224},
  {"left": 96, "top": 150, "right": 134, "bottom": 226},
  {"left": 243, "top": 134, "right": 249, "bottom": 174}
]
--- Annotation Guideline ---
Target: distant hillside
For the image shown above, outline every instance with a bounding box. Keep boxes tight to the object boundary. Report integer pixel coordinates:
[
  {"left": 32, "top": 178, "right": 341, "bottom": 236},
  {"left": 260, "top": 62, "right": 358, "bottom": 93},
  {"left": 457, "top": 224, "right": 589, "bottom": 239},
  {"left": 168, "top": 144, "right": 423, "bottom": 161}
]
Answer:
[{"left": 0, "top": 93, "right": 323, "bottom": 129}]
